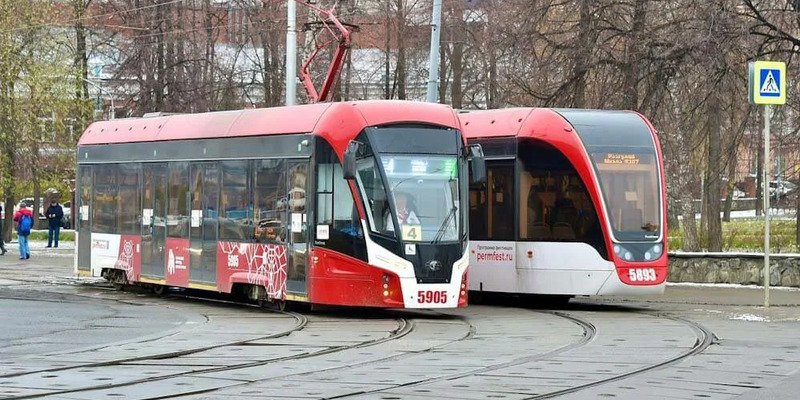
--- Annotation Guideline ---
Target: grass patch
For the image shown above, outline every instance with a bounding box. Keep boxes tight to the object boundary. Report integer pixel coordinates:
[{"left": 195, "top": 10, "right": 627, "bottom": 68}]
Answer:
[
  {"left": 12, "top": 230, "right": 75, "bottom": 242},
  {"left": 669, "top": 219, "right": 798, "bottom": 252}
]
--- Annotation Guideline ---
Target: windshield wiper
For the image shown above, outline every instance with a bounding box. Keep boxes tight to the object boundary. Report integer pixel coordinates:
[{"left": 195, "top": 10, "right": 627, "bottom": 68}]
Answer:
[{"left": 433, "top": 206, "right": 458, "bottom": 244}]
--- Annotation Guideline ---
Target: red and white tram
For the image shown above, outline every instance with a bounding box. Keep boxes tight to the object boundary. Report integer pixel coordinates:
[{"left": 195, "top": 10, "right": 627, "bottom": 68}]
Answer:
[
  {"left": 76, "top": 101, "right": 484, "bottom": 309},
  {"left": 460, "top": 108, "right": 667, "bottom": 298}
]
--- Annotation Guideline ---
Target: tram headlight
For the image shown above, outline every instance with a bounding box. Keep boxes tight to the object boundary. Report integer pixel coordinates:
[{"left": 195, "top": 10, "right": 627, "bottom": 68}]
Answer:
[
  {"left": 652, "top": 244, "right": 662, "bottom": 255},
  {"left": 613, "top": 243, "right": 633, "bottom": 261},
  {"left": 646, "top": 243, "right": 663, "bottom": 260}
]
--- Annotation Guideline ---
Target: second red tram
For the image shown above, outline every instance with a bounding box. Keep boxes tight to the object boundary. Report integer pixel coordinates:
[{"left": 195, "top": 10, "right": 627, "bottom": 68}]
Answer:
[
  {"left": 75, "top": 101, "right": 483, "bottom": 309},
  {"left": 460, "top": 108, "right": 667, "bottom": 297}
]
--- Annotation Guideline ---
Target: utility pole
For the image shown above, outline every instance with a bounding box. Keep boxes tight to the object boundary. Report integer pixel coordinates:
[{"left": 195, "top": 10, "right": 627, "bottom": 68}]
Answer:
[
  {"left": 425, "top": 0, "right": 442, "bottom": 103},
  {"left": 285, "top": 0, "right": 297, "bottom": 106}
]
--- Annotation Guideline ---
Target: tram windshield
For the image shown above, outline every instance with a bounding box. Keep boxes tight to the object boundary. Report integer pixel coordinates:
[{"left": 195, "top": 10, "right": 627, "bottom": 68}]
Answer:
[
  {"left": 357, "top": 155, "right": 461, "bottom": 243},
  {"left": 557, "top": 109, "right": 663, "bottom": 242},
  {"left": 590, "top": 152, "right": 660, "bottom": 241}
]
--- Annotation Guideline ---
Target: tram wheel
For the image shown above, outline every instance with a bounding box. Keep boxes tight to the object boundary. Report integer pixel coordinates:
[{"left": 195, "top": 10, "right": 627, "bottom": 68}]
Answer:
[
  {"left": 152, "top": 285, "right": 166, "bottom": 296},
  {"left": 112, "top": 283, "right": 125, "bottom": 291},
  {"left": 536, "top": 294, "right": 573, "bottom": 308},
  {"left": 277, "top": 300, "right": 289, "bottom": 311},
  {"left": 468, "top": 290, "right": 485, "bottom": 304}
]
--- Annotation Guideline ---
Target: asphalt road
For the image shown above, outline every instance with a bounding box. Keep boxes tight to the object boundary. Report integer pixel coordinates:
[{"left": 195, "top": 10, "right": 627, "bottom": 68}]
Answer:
[{"left": 0, "top": 241, "right": 798, "bottom": 399}]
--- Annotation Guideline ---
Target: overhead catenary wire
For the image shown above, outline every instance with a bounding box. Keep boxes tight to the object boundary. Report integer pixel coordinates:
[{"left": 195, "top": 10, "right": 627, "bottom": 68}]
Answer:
[{"left": 0, "top": 0, "right": 188, "bottom": 34}]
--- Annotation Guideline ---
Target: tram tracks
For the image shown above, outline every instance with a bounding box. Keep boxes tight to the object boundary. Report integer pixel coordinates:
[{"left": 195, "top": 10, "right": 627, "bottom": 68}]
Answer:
[
  {"left": 2, "top": 287, "right": 720, "bottom": 400},
  {"left": 322, "top": 308, "right": 716, "bottom": 400},
  {"left": 523, "top": 312, "right": 717, "bottom": 399},
  {"left": 322, "top": 310, "right": 598, "bottom": 399},
  {"left": 0, "top": 287, "right": 426, "bottom": 400},
  {"left": 148, "top": 312, "right": 477, "bottom": 400},
  {"left": 0, "top": 310, "right": 308, "bottom": 379},
  {"left": 1, "top": 315, "right": 413, "bottom": 400}
]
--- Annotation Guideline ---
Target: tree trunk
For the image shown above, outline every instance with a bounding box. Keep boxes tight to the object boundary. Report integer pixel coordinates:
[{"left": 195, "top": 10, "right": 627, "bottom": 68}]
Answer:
[
  {"left": 155, "top": 1, "right": 166, "bottom": 110},
  {"left": 681, "top": 189, "right": 699, "bottom": 251},
  {"left": 722, "top": 147, "right": 736, "bottom": 222},
  {"left": 451, "top": 39, "right": 463, "bottom": 109},
  {"left": 438, "top": 15, "right": 448, "bottom": 105},
  {"left": 623, "top": 0, "right": 646, "bottom": 111},
  {"left": 74, "top": 0, "right": 91, "bottom": 127},
  {"left": 484, "top": 4, "right": 497, "bottom": 108},
  {"left": 396, "top": 35, "right": 406, "bottom": 99},
  {"left": 33, "top": 178, "right": 41, "bottom": 229},
  {"left": 572, "top": 0, "right": 592, "bottom": 108},
  {"left": 74, "top": 0, "right": 89, "bottom": 101},
  {"left": 395, "top": 0, "right": 407, "bottom": 100},
  {"left": 343, "top": 50, "right": 352, "bottom": 101},
  {"left": 384, "top": 10, "right": 391, "bottom": 99},
  {"left": 487, "top": 37, "right": 498, "bottom": 108}
]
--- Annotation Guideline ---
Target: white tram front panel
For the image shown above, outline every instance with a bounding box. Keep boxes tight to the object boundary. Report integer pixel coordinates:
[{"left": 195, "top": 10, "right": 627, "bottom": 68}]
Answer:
[{"left": 469, "top": 240, "right": 665, "bottom": 296}]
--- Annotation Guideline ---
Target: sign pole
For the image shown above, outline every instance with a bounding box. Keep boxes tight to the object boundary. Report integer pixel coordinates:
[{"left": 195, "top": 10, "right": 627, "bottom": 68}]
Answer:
[
  {"left": 763, "top": 104, "right": 771, "bottom": 308},
  {"left": 749, "top": 60, "right": 785, "bottom": 308}
]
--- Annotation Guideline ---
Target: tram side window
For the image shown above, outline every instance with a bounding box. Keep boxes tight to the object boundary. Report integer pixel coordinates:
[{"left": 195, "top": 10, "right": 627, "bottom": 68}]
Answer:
[
  {"left": 317, "top": 163, "right": 333, "bottom": 225},
  {"left": 513, "top": 139, "right": 606, "bottom": 256},
  {"left": 254, "top": 159, "right": 287, "bottom": 244},
  {"left": 220, "top": 161, "right": 252, "bottom": 241},
  {"left": 357, "top": 156, "right": 391, "bottom": 236},
  {"left": 315, "top": 140, "right": 366, "bottom": 260},
  {"left": 117, "top": 164, "right": 141, "bottom": 235},
  {"left": 92, "top": 165, "right": 118, "bottom": 233},
  {"left": 520, "top": 172, "right": 586, "bottom": 240},
  {"left": 317, "top": 166, "right": 366, "bottom": 260},
  {"left": 333, "top": 166, "right": 364, "bottom": 242},
  {"left": 168, "top": 162, "right": 190, "bottom": 238}
]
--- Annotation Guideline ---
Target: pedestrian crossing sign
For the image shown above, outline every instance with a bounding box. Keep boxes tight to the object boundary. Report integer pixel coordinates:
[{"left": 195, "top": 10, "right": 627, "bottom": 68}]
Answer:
[{"left": 749, "top": 61, "right": 786, "bottom": 105}]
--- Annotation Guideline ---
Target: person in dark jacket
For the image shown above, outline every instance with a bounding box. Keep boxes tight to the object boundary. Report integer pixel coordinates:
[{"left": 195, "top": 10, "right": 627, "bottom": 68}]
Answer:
[
  {"left": 46, "top": 200, "right": 64, "bottom": 248},
  {"left": 0, "top": 204, "right": 6, "bottom": 255}
]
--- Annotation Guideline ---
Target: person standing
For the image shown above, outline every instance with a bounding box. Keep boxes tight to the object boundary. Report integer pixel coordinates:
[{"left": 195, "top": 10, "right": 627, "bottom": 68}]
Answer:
[
  {"left": 45, "top": 199, "right": 64, "bottom": 248},
  {"left": 13, "top": 206, "right": 33, "bottom": 260},
  {"left": 0, "top": 204, "right": 7, "bottom": 255}
]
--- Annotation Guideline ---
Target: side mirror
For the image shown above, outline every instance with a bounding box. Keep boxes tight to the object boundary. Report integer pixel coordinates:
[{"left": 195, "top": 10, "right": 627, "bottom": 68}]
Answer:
[
  {"left": 343, "top": 140, "right": 360, "bottom": 180},
  {"left": 468, "top": 144, "right": 486, "bottom": 184}
]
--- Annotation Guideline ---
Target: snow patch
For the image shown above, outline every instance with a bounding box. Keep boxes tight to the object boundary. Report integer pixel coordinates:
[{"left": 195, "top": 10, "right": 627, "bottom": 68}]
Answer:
[
  {"left": 668, "top": 282, "right": 800, "bottom": 292},
  {"left": 692, "top": 308, "right": 724, "bottom": 314},
  {"left": 730, "top": 313, "right": 770, "bottom": 322}
]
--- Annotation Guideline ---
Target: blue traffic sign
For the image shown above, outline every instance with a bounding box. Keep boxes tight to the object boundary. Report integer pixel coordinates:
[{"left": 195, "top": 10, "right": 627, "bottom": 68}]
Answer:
[{"left": 749, "top": 61, "right": 786, "bottom": 105}]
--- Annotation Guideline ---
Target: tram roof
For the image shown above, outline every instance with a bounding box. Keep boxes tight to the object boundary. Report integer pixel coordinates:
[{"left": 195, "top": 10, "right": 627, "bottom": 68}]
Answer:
[
  {"left": 459, "top": 108, "right": 648, "bottom": 139},
  {"left": 78, "top": 100, "right": 460, "bottom": 146}
]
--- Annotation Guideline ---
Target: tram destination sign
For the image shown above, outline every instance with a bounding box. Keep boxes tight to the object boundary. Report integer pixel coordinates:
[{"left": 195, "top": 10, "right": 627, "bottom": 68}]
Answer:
[{"left": 601, "top": 153, "right": 640, "bottom": 165}]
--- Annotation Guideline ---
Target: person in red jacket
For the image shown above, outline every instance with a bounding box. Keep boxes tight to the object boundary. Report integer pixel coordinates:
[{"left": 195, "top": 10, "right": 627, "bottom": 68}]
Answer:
[
  {"left": 0, "top": 204, "right": 7, "bottom": 255},
  {"left": 13, "top": 207, "right": 33, "bottom": 260}
]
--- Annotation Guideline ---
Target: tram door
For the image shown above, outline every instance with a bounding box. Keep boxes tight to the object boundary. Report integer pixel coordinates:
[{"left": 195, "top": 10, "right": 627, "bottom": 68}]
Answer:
[
  {"left": 142, "top": 164, "right": 168, "bottom": 278},
  {"left": 76, "top": 165, "right": 92, "bottom": 274},
  {"left": 190, "top": 163, "right": 219, "bottom": 285},
  {"left": 286, "top": 160, "right": 309, "bottom": 295}
]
